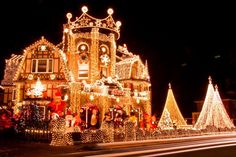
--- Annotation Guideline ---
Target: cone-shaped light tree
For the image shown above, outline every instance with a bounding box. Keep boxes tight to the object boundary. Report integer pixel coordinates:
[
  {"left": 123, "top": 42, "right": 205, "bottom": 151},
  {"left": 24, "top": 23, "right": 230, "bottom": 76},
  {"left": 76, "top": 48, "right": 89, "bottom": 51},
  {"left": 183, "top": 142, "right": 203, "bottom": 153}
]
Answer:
[
  {"left": 158, "top": 83, "right": 187, "bottom": 129},
  {"left": 194, "top": 76, "right": 235, "bottom": 130},
  {"left": 205, "top": 85, "right": 235, "bottom": 129},
  {"left": 194, "top": 76, "right": 215, "bottom": 130}
]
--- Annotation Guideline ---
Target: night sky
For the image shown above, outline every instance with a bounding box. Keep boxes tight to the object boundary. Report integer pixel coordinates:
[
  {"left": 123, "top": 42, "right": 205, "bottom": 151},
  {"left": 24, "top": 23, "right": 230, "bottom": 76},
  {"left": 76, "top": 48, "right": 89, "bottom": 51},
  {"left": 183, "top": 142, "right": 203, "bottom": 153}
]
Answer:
[{"left": 1, "top": 0, "right": 236, "bottom": 117}]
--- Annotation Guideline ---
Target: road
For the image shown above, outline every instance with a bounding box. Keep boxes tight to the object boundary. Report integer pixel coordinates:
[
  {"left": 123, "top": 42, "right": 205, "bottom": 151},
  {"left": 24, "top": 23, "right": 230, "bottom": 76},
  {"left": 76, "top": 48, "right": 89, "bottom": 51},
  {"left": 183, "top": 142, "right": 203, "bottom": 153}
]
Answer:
[{"left": 1, "top": 133, "right": 236, "bottom": 157}]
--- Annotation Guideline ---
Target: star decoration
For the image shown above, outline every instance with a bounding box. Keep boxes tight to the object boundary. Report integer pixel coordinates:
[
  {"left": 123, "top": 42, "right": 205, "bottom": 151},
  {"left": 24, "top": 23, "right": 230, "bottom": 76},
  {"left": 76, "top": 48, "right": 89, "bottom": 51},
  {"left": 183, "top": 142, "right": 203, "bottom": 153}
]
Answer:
[{"left": 100, "top": 54, "right": 110, "bottom": 66}]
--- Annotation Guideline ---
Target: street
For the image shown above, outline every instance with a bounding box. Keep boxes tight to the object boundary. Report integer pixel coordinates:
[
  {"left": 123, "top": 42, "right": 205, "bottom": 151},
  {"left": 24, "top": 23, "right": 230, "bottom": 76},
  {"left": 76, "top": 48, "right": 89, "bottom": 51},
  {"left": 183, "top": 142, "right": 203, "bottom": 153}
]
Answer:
[{"left": 1, "top": 133, "right": 236, "bottom": 157}]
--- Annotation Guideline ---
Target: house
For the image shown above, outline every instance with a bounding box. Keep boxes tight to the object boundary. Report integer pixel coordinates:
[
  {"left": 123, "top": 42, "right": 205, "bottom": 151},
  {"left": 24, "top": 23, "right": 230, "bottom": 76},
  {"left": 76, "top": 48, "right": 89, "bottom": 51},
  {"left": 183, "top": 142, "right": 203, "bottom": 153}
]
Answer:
[{"left": 0, "top": 6, "right": 151, "bottom": 129}]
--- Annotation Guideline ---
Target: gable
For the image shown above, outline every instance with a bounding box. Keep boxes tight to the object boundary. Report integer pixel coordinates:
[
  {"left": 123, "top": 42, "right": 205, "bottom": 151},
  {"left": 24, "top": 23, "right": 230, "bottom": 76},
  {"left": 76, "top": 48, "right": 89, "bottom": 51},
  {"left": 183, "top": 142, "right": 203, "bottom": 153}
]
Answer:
[
  {"left": 115, "top": 55, "right": 148, "bottom": 80},
  {"left": 13, "top": 36, "right": 70, "bottom": 82},
  {"left": 1, "top": 54, "right": 23, "bottom": 86}
]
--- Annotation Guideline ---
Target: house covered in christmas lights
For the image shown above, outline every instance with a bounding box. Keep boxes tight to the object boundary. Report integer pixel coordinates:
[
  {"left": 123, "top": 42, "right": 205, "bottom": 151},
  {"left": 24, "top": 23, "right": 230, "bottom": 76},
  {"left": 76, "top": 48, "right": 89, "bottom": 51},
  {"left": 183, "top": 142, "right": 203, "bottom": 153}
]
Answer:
[{"left": 0, "top": 6, "right": 151, "bottom": 129}]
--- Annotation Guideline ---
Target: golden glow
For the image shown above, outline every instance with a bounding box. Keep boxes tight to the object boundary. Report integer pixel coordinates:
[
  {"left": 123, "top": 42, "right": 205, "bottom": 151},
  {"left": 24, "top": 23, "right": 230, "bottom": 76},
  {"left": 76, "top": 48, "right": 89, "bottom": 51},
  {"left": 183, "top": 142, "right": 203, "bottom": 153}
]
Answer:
[
  {"left": 33, "top": 77, "right": 45, "bottom": 97},
  {"left": 50, "top": 74, "right": 56, "bottom": 80},
  {"left": 136, "top": 98, "right": 140, "bottom": 104},
  {"left": 158, "top": 83, "right": 187, "bottom": 129},
  {"left": 89, "top": 95, "right": 94, "bottom": 101},
  {"left": 116, "top": 97, "right": 120, "bottom": 103},
  {"left": 64, "top": 28, "right": 69, "bottom": 33},
  {"left": 2, "top": 6, "right": 153, "bottom": 146},
  {"left": 28, "top": 74, "right": 33, "bottom": 80}
]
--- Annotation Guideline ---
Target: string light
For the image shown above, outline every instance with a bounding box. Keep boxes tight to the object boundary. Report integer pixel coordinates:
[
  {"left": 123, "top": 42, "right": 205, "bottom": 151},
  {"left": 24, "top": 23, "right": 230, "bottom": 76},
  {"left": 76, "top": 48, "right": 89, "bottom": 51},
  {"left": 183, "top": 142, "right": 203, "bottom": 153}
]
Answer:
[
  {"left": 194, "top": 77, "right": 216, "bottom": 130},
  {"left": 158, "top": 83, "right": 187, "bottom": 129},
  {"left": 1, "top": 5, "right": 153, "bottom": 146},
  {"left": 33, "top": 77, "right": 45, "bottom": 97},
  {"left": 194, "top": 77, "right": 235, "bottom": 130}
]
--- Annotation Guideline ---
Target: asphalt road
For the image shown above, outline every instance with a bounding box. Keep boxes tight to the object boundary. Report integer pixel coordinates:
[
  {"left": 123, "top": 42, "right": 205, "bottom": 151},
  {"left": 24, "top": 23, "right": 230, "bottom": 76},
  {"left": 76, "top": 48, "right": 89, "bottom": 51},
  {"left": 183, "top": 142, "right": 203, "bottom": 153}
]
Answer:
[{"left": 1, "top": 133, "right": 236, "bottom": 157}]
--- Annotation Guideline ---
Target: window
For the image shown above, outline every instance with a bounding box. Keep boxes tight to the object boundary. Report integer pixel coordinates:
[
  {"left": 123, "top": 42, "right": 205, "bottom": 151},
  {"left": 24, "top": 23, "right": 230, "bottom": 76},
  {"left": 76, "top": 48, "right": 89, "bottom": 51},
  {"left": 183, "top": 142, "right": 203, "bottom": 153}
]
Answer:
[
  {"left": 12, "top": 89, "right": 16, "bottom": 101},
  {"left": 78, "top": 63, "right": 89, "bottom": 79},
  {"left": 32, "top": 59, "right": 53, "bottom": 73}
]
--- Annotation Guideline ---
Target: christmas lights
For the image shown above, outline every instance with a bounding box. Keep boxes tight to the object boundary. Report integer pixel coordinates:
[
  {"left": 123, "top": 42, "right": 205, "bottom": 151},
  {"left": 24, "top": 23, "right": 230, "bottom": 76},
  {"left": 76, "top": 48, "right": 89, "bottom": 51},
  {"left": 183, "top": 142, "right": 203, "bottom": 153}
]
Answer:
[
  {"left": 194, "top": 76, "right": 235, "bottom": 130},
  {"left": 194, "top": 77, "right": 216, "bottom": 130},
  {"left": 158, "top": 83, "right": 187, "bottom": 129},
  {"left": 1, "top": 6, "right": 153, "bottom": 145}
]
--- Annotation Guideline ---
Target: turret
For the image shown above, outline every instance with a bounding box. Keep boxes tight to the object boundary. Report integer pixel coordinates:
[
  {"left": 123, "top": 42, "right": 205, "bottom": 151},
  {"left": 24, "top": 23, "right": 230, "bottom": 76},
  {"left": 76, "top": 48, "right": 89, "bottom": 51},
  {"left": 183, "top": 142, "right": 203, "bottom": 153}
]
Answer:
[{"left": 62, "top": 6, "right": 121, "bottom": 83}]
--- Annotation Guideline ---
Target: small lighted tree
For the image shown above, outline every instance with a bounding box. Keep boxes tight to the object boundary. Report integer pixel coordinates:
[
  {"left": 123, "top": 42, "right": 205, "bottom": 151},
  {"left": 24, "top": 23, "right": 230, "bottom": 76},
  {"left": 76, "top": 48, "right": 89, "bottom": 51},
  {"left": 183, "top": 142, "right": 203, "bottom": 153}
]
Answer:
[
  {"left": 33, "top": 77, "right": 45, "bottom": 97},
  {"left": 159, "top": 109, "right": 173, "bottom": 130}
]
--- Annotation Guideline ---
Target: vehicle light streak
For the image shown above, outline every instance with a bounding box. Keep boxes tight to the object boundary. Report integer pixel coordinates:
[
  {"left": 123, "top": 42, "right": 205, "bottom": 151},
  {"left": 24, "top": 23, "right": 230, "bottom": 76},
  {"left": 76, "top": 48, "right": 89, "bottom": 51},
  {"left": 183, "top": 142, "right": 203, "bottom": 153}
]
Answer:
[{"left": 85, "top": 139, "right": 236, "bottom": 157}]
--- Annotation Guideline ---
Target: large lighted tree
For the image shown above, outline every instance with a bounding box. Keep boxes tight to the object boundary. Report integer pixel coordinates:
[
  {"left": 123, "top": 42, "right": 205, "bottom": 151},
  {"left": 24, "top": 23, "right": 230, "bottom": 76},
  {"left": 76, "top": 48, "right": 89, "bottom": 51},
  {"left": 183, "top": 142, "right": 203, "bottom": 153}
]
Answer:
[
  {"left": 158, "top": 83, "right": 187, "bottom": 129},
  {"left": 205, "top": 85, "right": 235, "bottom": 129},
  {"left": 194, "top": 76, "right": 215, "bottom": 130},
  {"left": 194, "top": 76, "right": 235, "bottom": 130}
]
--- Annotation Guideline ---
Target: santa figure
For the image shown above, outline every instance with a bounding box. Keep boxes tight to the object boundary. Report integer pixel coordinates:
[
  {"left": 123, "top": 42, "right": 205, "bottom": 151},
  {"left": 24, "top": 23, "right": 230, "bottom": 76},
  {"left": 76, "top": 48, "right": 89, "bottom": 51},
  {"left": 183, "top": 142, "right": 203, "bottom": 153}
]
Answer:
[
  {"left": 90, "top": 108, "right": 99, "bottom": 129},
  {"left": 48, "top": 90, "right": 66, "bottom": 118}
]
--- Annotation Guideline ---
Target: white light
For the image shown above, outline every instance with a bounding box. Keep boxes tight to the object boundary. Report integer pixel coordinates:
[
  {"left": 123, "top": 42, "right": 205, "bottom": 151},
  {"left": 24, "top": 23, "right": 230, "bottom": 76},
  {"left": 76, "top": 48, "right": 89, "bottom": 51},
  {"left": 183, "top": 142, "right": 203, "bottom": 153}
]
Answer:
[
  {"left": 89, "top": 95, "right": 94, "bottom": 101},
  {"left": 101, "top": 47, "right": 106, "bottom": 52},
  {"left": 41, "top": 45, "right": 46, "bottom": 51},
  {"left": 116, "top": 21, "right": 121, "bottom": 27},
  {"left": 107, "top": 8, "right": 114, "bottom": 15},
  {"left": 66, "top": 13, "right": 72, "bottom": 19},
  {"left": 33, "top": 77, "right": 45, "bottom": 97},
  {"left": 136, "top": 98, "right": 140, "bottom": 104},
  {"left": 116, "top": 98, "right": 120, "bottom": 103},
  {"left": 82, "top": 6, "right": 88, "bottom": 13},
  {"left": 80, "top": 45, "right": 86, "bottom": 51},
  {"left": 64, "top": 94, "right": 69, "bottom": 101},
  {"left": 64, "top": 28, "right": 69, "bottom": 33}
]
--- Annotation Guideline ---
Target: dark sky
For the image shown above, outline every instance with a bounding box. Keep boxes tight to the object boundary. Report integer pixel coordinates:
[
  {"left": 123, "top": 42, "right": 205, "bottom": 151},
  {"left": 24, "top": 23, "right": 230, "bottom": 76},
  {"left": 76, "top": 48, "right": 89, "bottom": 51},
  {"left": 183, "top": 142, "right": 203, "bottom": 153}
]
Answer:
[{"left": 1, "top": 0, "right": 236, "bottom": 117}]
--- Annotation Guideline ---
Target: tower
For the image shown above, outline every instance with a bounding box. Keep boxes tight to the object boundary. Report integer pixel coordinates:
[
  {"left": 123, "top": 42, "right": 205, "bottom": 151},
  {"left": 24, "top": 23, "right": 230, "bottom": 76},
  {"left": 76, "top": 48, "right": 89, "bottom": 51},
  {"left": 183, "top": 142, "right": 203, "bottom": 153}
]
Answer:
[{"left": 62, "top": 6, "right": 121, "bottom": 83}]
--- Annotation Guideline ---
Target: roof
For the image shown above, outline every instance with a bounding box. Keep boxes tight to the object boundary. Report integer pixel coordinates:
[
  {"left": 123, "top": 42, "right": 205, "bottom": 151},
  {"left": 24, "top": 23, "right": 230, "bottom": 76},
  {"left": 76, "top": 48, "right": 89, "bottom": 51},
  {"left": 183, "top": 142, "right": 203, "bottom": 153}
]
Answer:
[
  {"left": 1, "top": 54, "right": 23, "bottom": 86},
  {"left": 12, "top": 36, "right": 73, "bottom": 82},
  {"left": 65, "top": 6, "right": 121, "bottom": 40}
]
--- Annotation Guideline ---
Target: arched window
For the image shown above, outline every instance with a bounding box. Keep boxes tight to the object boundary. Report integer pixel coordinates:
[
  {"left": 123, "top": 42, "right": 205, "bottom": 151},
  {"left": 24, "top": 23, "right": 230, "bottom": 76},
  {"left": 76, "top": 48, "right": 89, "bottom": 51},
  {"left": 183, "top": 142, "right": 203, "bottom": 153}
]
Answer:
[{"left": 77, "top": 43, "right": 89, "bottom": 79}]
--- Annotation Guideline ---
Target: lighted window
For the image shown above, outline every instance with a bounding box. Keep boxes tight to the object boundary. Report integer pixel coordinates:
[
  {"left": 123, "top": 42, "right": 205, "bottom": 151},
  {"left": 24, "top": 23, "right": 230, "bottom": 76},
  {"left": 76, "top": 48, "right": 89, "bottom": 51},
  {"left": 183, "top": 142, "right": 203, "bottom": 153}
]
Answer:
[
  {"left": 78, "top": 63, "right": 89, "bottom": 79},
  {"left": 32, "top": 59, "right": 53, "bottom": 73}
]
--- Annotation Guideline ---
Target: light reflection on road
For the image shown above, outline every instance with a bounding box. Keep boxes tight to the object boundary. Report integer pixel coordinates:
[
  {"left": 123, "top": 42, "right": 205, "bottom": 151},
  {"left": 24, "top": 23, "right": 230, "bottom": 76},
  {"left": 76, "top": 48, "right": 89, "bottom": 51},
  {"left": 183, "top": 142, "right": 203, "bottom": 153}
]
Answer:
[{"left": 62, "top": 133, "right": 236, "bottom": 157}]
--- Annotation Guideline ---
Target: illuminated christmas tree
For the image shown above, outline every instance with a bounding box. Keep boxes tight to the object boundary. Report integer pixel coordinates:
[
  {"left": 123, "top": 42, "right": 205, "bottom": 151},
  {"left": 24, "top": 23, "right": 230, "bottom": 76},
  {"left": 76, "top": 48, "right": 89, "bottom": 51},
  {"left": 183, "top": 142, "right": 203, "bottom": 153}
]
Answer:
[
  {"left": 33, "top": 77, "right": 45, "bottom": 97},
  {"left": 158, "top": 108, "right": 173, "bottom": 129},
  {"left": 158, "top": 83, "right": 187, "bottom": 129},
  {"left": 194, "top": 76, "right": 215, "bottom": 130},
  {"left": 205, "top": 85, "right": 235, "bottom": 129}
]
